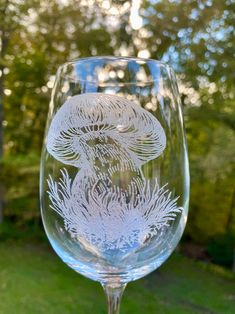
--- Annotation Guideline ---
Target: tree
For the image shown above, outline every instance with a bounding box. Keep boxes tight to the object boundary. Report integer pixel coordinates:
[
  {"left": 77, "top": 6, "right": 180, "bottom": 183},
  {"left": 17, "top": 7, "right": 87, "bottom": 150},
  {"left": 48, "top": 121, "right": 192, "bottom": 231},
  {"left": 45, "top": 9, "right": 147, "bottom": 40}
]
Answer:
[
  {"left": 3, "top": 0, "right": 114, "bottom": 155},
  {"left": 1, "top": 0, "right": 235, "bottom": 268},
  {"left": 0, "top": 0, "right": 40, "bottom": 222}
]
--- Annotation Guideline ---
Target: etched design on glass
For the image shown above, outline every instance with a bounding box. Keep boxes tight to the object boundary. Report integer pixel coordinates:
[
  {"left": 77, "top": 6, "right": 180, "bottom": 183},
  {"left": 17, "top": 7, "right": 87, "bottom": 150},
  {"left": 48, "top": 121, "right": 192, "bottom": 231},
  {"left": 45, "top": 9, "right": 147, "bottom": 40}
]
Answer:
[
  {"left": 46, "top": 93, "right": 182, "bottom": 251},
  {"left": 47, "top": 169, "right": 182, "bottom": 251},
  {"left": 47, "top": 93, "right": 166, "bottom": 172}
]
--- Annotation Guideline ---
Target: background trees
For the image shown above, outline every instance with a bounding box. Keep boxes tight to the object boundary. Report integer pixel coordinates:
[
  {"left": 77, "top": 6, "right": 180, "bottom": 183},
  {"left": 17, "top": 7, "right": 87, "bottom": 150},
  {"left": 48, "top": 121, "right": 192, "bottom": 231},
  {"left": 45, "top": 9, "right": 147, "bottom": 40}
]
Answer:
[{"left": 0, "top": 0, "right": 234, "bottom": 268}]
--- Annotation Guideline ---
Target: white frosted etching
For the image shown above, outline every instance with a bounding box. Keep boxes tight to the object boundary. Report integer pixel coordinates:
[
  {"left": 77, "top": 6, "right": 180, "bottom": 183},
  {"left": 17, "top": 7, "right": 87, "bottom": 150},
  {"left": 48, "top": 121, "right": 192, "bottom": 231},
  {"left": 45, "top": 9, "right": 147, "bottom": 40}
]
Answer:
[
  {"left": 48, "top": 168, "right": 182, "bottom": 251},
  {"left": 46, "top": 93, "right": 182, "bottom": 252},
  {"left": 47, "top": 93, "right": 166, "bottom": 171}
]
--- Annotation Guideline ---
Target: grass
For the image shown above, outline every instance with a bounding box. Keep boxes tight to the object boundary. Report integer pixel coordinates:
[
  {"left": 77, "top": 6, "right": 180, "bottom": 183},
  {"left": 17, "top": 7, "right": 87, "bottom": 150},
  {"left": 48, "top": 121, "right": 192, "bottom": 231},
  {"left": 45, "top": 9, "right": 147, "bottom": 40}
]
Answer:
[{"left": 0, "top": 240, "right": 234, "bottom": 314}]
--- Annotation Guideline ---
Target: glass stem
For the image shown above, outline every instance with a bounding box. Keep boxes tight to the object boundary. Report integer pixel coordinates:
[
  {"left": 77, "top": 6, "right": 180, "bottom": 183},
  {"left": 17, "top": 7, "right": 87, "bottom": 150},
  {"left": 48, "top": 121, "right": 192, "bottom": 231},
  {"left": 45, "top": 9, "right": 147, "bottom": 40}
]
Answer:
[{"left": 102, "top": 283, "right": 127, "bottom": 314}]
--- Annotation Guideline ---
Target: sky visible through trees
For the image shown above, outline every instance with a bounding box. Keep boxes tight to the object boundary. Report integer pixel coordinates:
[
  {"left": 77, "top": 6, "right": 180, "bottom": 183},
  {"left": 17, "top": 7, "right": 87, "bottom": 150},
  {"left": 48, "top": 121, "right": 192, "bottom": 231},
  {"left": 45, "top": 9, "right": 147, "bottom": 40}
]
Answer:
[{"left": 0, "top": 0, "right": 234, "bottom": 267}]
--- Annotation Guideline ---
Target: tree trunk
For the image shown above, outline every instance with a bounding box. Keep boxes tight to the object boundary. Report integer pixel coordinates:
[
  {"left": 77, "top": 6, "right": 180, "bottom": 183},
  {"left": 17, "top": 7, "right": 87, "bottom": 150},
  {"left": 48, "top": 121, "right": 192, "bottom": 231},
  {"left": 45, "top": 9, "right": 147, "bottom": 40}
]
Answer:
[
  {"left": 233, "top": 249, "right": 235, "bottom": 273},
  {"left": 0, "top": 65, "right": 4, "bottom": 151},
  {"left": 0, "top": 0, "right": 18, "bottom": 222},
  {"left": 0, "top": 68, "right": 4, "bottom": 223},
  {"left": 227, "top": 186, "right": 235, "bottom": 273},
  {"left": 0, "top": 61, "right": 5, "bottom": 222},
  {"left": 0, "top": 13, "right": 9, "bottom": 222}
]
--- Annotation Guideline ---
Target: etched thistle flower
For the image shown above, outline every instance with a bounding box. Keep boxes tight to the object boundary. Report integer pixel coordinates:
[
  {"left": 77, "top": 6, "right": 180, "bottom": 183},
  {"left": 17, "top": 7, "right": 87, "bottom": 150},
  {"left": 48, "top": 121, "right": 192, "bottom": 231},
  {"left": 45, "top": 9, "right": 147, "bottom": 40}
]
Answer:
[{"left": 47, "top": 169, "right": 183, "bottom": 252}]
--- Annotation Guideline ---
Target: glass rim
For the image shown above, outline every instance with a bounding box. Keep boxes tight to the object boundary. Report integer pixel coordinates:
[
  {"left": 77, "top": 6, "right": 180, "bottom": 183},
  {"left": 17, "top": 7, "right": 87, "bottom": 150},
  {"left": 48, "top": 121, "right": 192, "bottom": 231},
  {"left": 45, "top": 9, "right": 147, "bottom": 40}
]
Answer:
[
  {"left": 58, "top": 56, "right": 171, "bottom": 68},
  {"left": 56, "top": 56, "right": 174, "bottom": 86}
]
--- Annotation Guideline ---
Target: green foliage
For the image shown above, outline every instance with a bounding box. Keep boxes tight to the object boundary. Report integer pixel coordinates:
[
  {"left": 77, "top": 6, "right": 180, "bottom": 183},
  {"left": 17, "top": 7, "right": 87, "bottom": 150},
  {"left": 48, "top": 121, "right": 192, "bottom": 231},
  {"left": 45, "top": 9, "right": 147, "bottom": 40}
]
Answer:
[
  {"left": 0, "top": 154, "right": 39, "bottom": 222},
  {"left": 208, "top": 233, "right": 235, "bottom": 268},
  {"left": 0, "top": 220, "right": 44, "bottom": 241},
  {"left": 0, "top": 0, "right": 235, "bottom": 265}
]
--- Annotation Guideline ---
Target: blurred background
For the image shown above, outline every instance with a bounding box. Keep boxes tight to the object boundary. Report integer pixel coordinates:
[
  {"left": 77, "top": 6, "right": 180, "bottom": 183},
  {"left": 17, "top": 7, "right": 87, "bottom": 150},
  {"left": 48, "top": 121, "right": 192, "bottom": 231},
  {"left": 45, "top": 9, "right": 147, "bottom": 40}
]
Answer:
[{"left": 0, "top": 1, "right": 234, "bottom": 313}]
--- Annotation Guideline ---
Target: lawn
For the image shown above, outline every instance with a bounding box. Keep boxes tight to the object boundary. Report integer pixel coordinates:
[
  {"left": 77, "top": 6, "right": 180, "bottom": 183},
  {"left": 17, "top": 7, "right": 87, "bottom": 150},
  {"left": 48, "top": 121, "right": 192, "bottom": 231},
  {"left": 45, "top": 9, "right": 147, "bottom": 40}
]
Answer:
[{"left": 0, "top": 241, "right": 234, "bottom": 314}]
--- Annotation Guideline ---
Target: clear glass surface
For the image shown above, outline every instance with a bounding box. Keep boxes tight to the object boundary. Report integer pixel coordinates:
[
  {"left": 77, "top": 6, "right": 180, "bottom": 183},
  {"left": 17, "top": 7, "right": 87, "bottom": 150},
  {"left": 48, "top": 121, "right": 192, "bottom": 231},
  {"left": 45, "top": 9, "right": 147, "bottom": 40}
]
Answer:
[{"left": 40, "top": 56, "right": 189, "bottom": 313}]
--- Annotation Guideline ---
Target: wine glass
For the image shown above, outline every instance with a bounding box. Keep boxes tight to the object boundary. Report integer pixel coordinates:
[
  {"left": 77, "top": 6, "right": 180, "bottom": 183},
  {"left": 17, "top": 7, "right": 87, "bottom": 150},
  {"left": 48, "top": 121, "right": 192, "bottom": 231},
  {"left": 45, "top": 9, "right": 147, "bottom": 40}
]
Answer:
[{"left": 40, "top": 57, "right": 189, "bottom": 314}]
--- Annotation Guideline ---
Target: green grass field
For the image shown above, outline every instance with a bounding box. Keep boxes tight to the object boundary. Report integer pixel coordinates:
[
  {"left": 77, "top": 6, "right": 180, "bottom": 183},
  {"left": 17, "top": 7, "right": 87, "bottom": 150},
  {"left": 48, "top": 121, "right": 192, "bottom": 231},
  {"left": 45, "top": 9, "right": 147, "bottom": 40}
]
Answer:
[{"left": 0, "top": 241, "right": 234, "bottom": 314}]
